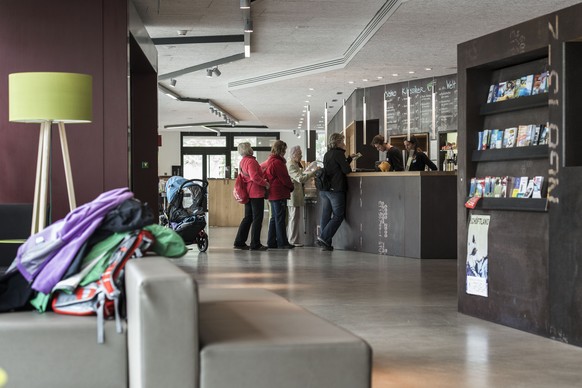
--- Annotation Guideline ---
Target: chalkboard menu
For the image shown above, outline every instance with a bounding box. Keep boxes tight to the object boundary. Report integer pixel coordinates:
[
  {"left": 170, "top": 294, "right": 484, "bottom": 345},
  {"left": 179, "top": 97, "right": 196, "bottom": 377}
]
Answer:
[{"left": 385, "top": 74, "right": 457, "bottom": 136}]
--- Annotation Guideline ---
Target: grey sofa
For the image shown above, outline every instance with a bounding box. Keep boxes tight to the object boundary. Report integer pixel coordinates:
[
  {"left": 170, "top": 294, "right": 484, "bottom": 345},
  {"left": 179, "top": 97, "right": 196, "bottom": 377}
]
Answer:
[{"left": 0, "top": 257, "right": 372, "bottom": 388}]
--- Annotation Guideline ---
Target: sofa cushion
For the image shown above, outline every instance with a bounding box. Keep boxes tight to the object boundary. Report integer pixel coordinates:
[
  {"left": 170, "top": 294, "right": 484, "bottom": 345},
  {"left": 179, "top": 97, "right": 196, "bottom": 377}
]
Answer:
[
  {"left": 199, "top": 299, "right": 372, "bottom": 388},
  {"left": 0, "top": 312, "right": 127, "bottom": 388},
  {"left": 125, "top": 257, "right": 199, "bottom": 388}
]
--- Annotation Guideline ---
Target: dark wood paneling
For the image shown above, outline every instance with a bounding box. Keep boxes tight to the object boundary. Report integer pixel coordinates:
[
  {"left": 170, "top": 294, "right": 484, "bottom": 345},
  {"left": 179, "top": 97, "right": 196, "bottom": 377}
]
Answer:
[
  {"left": 130, "top": 35, "right": 159, "bottom": 215},
  {"left": 548, "top": 5, "right": 582, "bottom": 347},
  {"left": 0, "top": 0, "right": 135, "bottom": 222}
]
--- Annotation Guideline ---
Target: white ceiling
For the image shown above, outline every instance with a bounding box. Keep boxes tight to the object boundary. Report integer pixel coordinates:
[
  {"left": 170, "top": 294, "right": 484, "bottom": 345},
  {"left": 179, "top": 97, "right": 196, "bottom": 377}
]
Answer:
[{"left": 132, "top": 0, "right": 582, "bottom": 134}]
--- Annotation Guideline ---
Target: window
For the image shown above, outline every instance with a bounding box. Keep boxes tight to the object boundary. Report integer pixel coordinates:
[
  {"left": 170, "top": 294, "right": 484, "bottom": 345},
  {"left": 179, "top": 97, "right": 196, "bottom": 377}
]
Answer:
[
  {"left": 183, "top": 136, "right": 226, "bottom": 147},
  {"left": 233, "top": 136, "right": 276, "bottom": 147}
]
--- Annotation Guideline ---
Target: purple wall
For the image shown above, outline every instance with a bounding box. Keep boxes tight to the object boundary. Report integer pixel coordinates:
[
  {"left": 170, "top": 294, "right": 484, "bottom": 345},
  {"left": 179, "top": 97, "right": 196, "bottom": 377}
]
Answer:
[{"left": 0, "top": 0, "right": 130, "bottom": 221}]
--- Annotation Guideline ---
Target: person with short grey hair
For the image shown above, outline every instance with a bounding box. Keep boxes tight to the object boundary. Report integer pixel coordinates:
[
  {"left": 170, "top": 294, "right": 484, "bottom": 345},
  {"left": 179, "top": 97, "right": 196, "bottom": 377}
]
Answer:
[
  {"left": 233, "top": 142, "right": 270, "bottom": 250},
  {"left": 261, "top": 140, "right": 295, "bottom": 249},
  {"left": 286, "top": 146, "right": 316, "bottom": 247},
  {"left": 317, "top": 133, "right": 356, "bottom": 251},
  {"left": 238, "top": 141, "right": 253, "bottom": 156},
  {"left": 328, "top": 132, "right": 345, "bottom": 149}
]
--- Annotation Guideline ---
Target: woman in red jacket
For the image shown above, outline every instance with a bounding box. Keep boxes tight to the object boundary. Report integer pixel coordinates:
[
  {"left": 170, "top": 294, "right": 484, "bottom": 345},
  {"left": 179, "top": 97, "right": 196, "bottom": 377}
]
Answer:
[
  {"left": 261, "top": 140, "right": 295, "bottom": 249},
  {"left": 233, "top": 142, "right": 270, "bottom": 251}
]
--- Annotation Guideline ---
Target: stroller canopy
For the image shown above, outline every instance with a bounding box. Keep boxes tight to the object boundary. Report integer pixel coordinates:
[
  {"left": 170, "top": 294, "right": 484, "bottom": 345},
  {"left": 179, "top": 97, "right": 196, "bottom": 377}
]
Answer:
[{"left": 166, "top": 176, "right": 198, "bottom": 203}]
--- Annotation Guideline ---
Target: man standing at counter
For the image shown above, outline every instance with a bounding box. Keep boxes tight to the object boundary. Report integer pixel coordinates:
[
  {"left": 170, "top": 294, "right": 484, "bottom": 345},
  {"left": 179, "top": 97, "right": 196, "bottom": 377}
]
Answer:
[
  {"left": 317, "top": 133, "right": 355, "bottom": 251},
  {"left": 370, "top": 135, "right": 404, "bottom": 171}
]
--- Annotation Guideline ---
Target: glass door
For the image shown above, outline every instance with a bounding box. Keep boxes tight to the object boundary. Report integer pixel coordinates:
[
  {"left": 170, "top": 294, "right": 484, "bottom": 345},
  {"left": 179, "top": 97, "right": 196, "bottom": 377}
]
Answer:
[
  {"left": 207, "top": 154, "right": 226, "bottom": 178},
  {"left": 183, "top": 154, "right": 203, "bottom": 179}
]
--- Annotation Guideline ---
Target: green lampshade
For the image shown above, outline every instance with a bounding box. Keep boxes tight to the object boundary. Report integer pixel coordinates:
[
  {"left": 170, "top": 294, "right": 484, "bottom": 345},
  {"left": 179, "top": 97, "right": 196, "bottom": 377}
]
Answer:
[{"left": 9, "top": 72, "right": 92, "bottom": 123}]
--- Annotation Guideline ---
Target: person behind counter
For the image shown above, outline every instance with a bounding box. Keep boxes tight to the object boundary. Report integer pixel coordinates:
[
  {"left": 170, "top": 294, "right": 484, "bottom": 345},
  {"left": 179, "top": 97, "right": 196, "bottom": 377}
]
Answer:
[
  {"left": 370, "top": 135, "right": 404, "bottom": 171},
  {"left": 403, "top": 135, "right": 438, "bottom": 171},
  {"left": 261, "top": 140, "right": 295, "bottom": 250},
  {"left": 318, "top": 133, "right": 356, "bottom": 251},
  {"left": 233, "top": 142, "right": 270, "bottom": 251},
  {"left": 286, "top": 146, "right": 316, "bottom": 247}
]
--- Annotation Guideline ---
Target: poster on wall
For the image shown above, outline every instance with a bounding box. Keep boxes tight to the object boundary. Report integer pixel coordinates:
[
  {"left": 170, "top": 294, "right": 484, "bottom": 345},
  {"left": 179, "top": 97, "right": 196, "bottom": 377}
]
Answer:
[{"left": 466, "top": 214, "right": 490, "bottom": 297}]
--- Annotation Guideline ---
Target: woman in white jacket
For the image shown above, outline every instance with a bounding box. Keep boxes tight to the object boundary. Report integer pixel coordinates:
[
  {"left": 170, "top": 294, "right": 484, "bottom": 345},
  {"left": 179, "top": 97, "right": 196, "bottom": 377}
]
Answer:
[{"left": 286, "top": 146, "right": 316, "bottom": 247}]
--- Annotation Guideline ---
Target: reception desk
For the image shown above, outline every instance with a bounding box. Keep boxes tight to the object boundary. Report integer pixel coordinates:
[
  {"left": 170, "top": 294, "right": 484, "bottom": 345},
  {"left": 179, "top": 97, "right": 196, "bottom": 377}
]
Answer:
[{"left": 316, "top": 171, "right": 457, "bottom": 259}]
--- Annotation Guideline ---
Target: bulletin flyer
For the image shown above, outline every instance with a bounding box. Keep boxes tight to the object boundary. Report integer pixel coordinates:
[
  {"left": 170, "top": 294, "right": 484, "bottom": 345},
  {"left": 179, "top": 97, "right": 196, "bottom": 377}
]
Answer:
[{"left": 466, "top": 215, "right": 490, "bottom": 297}]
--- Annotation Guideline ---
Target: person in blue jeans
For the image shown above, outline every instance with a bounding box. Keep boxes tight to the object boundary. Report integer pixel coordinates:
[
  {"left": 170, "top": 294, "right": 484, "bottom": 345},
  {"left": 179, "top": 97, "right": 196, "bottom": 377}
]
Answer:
[
  {"left": 318, "top": 133, "right": 356, "bottom": 251},
  {"left": 261, "top": 140, "right": 295, "bottom": 249}
]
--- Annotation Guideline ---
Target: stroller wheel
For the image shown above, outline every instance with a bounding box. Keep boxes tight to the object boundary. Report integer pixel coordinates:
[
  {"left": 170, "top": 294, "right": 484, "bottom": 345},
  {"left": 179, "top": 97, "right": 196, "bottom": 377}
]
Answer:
[{"left": 197, "top": 232, "right": 209, "bottom": 252}]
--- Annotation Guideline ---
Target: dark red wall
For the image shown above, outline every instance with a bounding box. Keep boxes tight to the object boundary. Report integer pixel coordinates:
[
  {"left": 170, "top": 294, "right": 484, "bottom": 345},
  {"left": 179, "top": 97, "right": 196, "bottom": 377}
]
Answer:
[{"left": 0, "top": 0, "right": 129, "bottom": 221}]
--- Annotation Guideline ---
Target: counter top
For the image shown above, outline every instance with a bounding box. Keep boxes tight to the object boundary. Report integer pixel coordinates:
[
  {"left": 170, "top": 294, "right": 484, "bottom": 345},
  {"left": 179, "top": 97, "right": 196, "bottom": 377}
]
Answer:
[{"left": 348, "top": 171, "right": 457, "bottom": 177}]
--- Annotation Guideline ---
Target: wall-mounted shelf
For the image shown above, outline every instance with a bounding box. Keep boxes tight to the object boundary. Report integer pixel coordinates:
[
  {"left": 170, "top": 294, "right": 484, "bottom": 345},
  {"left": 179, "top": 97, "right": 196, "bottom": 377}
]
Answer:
[
  {"left": 468, "top": 197, "right": 548, "bottom": 212},
  {"left": 480, "top": 94, "right": 548, "bottom": 115},
  {"left": 471, "top": 145, "right": 548, "bottom": 162}
]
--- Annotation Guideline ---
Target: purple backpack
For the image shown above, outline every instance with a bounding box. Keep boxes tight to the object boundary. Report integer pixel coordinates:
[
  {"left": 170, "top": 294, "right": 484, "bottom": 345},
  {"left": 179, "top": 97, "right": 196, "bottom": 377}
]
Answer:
[{"left": 10, "top": 188, "right": 134, "bottom": 294}]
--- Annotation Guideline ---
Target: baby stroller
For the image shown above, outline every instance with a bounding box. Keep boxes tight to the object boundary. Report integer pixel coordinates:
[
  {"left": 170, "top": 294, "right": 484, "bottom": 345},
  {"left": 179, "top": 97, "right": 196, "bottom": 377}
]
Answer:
[{"left": 162, "top": 176, "right": 209, "bottom": 252}]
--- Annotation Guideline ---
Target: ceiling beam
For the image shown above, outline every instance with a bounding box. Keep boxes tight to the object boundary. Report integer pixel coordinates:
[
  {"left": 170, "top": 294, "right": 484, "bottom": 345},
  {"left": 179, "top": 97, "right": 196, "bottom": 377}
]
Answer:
[{"left": 158, "top": 53, "right": 246, "bottom": 80}]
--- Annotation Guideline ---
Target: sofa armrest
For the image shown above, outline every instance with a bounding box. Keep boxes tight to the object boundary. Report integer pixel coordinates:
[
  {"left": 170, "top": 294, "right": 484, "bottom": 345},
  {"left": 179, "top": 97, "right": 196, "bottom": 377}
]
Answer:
[{"left": 125, "top": 257, "right": 199, "bottom": 388}]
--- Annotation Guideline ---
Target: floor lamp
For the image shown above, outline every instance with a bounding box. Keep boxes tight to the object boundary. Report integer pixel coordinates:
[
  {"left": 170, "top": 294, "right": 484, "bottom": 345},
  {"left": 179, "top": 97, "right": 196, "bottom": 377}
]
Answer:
[{"left": 8, "top": 72, "right": 93, "bottom": 235}]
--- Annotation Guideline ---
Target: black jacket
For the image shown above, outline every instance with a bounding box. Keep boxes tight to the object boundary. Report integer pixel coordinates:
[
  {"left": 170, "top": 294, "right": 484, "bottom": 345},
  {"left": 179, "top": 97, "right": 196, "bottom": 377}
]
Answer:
[
  {"left": 323, "top": 147, "right": 353, "bottom": 192},
  {"left": 407, "top": 151, "right": 438, "bottom": 171},
  {"left": 387, "top": 146, "right": 404, "bottom": 171}
]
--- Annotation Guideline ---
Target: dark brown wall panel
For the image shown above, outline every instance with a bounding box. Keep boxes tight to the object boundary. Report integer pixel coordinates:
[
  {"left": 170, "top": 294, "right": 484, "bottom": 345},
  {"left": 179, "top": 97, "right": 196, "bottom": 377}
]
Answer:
[{"left": 0, "top": 0, "right": 129, "bottom": 221}]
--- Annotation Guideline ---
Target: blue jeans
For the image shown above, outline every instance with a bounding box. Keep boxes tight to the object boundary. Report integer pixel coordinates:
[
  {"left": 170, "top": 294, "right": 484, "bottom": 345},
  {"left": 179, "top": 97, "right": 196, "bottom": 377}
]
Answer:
[
  {"left": 234, "top": 198, "right": 265, "bottom": 249},
  {"left": 319, "top": 190, "right": 346, "bottom": 246},
  {"left": 267, "top": 199, "right": 290, "bottom": 248}
]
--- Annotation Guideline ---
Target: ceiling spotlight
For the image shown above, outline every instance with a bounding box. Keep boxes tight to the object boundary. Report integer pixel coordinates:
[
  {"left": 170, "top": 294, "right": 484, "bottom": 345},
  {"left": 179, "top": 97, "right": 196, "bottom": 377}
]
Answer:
[
  {"left": 177, "top": 30, "right": 188, "bottom": 36},
  {"left": 170, "top": 78, "right": 177, "bottom": 87},
  {"left": 240, "top": 0, "right": 250, "bottom": 9},
  {"left": 206, "top": 68, "right": 213, "bottom": 78},
  {"left": 213, "top": 67, "right": 221, "bottom": 77}
]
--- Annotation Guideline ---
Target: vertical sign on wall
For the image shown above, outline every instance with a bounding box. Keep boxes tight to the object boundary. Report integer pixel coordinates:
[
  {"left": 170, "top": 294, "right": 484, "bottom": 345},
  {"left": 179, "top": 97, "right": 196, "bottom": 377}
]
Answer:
[{"left": 466, "top": 215, "right": 490, "bottom": 297}]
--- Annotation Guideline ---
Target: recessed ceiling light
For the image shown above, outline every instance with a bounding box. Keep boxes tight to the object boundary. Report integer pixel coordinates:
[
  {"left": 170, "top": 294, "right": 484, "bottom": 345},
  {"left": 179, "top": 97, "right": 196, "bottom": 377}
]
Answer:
[
  {"left": 425, "top": 67, "right": 432, "bottom": 71},
  {"left": 309, "top": 88, "right": 314, "bottom": 91},
  {"left": 392, "top": 73, "right": 398, "bottom": 76},
  {"left": 307, "top": 94, "right": 312, "bottom": 97},
  {"left": 348, "top": 81, "right": 354, "bottom": 84},
  {"left": 408, "top": 71, "right": 415, "bottom": 74},
  {"left": 305, "top": 100, "right": 310, "bottom": 103},
  {"left": 377, "top": 76, "right": 383, "bottom": 79},
  {"left": 362, "top": 79, "right": 369, "bottom": 82}
]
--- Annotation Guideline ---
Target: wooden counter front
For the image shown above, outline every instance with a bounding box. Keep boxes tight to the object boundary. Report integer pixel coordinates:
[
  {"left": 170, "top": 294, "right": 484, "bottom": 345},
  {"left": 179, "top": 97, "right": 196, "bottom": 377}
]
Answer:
[
  {"left": 207, "top": 179, "right": 244, "bottom": 227},
  {"left": 332, "top": 172, "right": 457, "bottom": 258}
]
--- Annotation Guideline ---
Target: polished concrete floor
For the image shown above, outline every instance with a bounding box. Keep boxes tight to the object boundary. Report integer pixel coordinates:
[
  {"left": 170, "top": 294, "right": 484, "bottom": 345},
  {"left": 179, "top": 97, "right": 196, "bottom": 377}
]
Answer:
[{"left": 174, "top": 226, "right": 582, "bottom": 388}]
